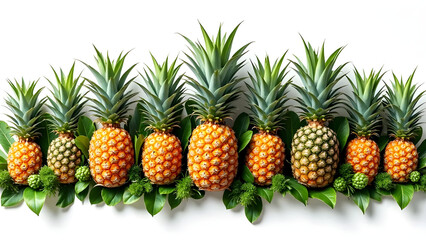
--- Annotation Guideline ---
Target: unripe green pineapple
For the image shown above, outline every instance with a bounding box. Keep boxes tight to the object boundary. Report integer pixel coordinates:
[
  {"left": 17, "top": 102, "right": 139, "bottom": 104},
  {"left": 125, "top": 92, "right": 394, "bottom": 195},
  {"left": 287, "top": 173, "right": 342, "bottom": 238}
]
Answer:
[
  {"left": 46, "top": 63, "right": 86, "bottom": 184},
  {"left": 291, "top": 38, "right": 347, "bottom": 188}
]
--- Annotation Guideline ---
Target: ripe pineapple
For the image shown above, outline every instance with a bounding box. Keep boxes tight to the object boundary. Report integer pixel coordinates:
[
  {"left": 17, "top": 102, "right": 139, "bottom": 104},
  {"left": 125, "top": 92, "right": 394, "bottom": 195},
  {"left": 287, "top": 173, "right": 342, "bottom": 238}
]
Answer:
[
  {"left": 384, "top": 71, "right": 423, "bottom": 182},
  {"left": 6, "top": 79, "right": 45, "bottom": 184},
  {"left": 82, "top": 47, "right": 137, "bottom": 188},
  {"left": 138, "top": 55, "right": 185, "bottom": 185},
  {"left": 345, "top": 68, "right": 384, "bottom": 184},
  {"left": 244, "top": 54, "right": 291, "bottom": 185},
  {"left": 182, "top": 23, "right": 250, "bottom": 191},
  {"left": 291, "top": 39, "right": 347, "bottom": 188},
  {"left": 46, "top": 64, "right": 85, "bottom": 183}
]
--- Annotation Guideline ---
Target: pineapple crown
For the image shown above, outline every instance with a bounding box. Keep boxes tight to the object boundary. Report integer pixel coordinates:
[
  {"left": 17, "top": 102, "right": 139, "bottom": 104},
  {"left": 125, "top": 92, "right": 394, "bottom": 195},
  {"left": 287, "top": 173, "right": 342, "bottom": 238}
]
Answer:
[
  {"left": 137, "top": 54, "right": 185, "bottom": 132},
  {"left": 181, "top": 22, "right": 250, "bottom": 123},
  {"left": 81, "top": 46, "right": 137, "bottom": 125},
  {"left": 46, "top": 63, "right": 87, "bottom": 134},
  {"left": 344, "top": 67, "right": 385, "bottom": 137},
  {"left": 5, "top": 78, "right": 46, "bottom": 140},
  {"left": 245, "top": 53, "right": 292, "bottom": 132},
  {"left": 385, "top": 69, "right": 424, "bottom": 140},
  {"left": 292, "top": 37, "right": 347, "bottom": 122}
]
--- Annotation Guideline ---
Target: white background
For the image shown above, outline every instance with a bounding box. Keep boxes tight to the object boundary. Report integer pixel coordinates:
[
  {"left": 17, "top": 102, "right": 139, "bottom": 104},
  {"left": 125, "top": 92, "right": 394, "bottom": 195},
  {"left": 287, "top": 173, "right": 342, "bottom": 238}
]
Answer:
[{"left": 0, "top": 0, "right": 425, "bottom": 239}]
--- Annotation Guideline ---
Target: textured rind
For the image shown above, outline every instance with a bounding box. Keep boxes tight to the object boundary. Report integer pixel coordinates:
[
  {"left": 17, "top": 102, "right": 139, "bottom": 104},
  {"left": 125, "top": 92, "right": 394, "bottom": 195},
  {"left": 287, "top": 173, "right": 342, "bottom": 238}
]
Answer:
[
  {"left": 89, "top": 127, "right": 134, "bottom": 188},
  {"left": 291, "top": 124, "right": 339, "bottom": 188},
  {"left": 384, "top": 139, "right": 418, "bottom": 182},
  {"left": 142, "top": 132, "right": 182, "bottom": 185},
  {"left": 187, "top": 122, "right": 238, "bottom": 191},
  {"left": 346, "top": 137, "right": 380, "bottom": 184},
  {"left": 245, "top": 132, "right": 285, "bottom": 185},
  {"left": 7, "top": 141, "right": 43, "bottom": 185},
  {"left": 47, "top": 136, "right": 82, "bottom": 184}
]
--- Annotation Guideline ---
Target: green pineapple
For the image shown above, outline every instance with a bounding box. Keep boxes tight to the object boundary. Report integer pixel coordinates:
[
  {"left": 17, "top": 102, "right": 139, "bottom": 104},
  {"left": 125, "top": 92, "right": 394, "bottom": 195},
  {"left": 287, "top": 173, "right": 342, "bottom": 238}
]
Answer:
[
  {"left": 291, "top": 38, "right": 347, "bottom": 188},
  {"left": 46, "top": 63, "right": 85, "bottom": 183}
]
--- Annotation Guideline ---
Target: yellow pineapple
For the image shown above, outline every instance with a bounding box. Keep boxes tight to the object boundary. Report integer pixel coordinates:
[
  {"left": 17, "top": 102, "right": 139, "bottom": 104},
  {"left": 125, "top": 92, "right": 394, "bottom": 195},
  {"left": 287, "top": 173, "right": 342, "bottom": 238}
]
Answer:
[
  {"left": 138, "top": 56, "right": 184, "bottom": 185},
  {"left": 181, "top": 23, "right": 250, "bottom": 191},
  {"left": 82, "top": 47, "right": 136, "bottom": 188},
  {"left": 245, "top": 54, "right": 291, "bottom": 185},
  {"left": 6, "top": 79, "right": 45, "bottom": 184}
]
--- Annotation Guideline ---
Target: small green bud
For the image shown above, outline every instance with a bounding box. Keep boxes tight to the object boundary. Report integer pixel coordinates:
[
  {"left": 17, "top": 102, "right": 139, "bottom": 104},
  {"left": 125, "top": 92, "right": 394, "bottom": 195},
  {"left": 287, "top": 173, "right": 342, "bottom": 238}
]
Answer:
[
  {"left": 75, "top": 166, "right": 91, "bottom": 182},
  {"left": 333, "top": 177, "right": 347, "bottom": 192},
  {"left": 28, "top": 174, "right": 42, "bottom": 189},
  {"left": 352, "top": 173, "right": 368, "bottom": 190},
  {"left": 409, "top": 171, "right": 420, "bottom": 183}
]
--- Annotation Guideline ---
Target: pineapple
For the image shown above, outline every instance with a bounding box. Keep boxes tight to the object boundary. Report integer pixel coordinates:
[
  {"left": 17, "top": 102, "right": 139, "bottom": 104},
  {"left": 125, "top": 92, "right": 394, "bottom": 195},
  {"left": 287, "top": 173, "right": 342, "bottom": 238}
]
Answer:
[
  {"left": 345, "top": 68, "right": 384, "bottom": 184},
  {"left": 46, "top": 63, "right": 85, "bottom": 183},
  {"left": 182, "top": 23, "right": 250, "bottom": 191},
  {"left": 384, "top": 70, "right": 423, "bottom": 182},
  {"left": 138, "top": 55, "right": 185, "bottom": 185},
  {"left": 82, "top": 47, "right": 137, "bottom": 188},
  {"left": 5, "top": 79, "right": 45, "bottom": 184},
  {"left": 244, "top": 54, "right": 291, "bottom": 185},
  {"left": 291, "top": 39, "right": 347, "bottom": 188}
]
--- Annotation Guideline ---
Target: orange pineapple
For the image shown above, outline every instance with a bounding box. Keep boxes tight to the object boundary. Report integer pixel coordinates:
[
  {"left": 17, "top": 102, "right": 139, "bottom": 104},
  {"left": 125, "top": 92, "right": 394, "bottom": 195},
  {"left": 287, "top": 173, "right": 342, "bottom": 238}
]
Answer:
[
  {"left": 82, "top": 47, "right": 137, "bottom": 188},
  {"left": 244, "top": 55, "right": 291, "bottom": 185},
  {"left": 6, "top": 79, "right": 45, "bottom": 184},
  {"left": 345, "top": 68, "right": 384, "bottom": 183},
  {"left": 384, "top": 71, "right": 422, "bottom": 182},
  {"left": 181, "top": 23, "right": 250, "bottom": 191},
  {"left": 138, "top": 56, "right": 184, "bottom": 185}
]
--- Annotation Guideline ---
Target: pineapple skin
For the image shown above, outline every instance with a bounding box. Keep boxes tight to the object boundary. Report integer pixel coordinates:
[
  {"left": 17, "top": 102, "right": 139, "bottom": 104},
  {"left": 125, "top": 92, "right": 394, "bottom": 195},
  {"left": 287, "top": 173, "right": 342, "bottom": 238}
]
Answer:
[
  {"left": 47, "top": 134, "right": 82, "bottom": 184},
  {"left": 384, "top": 139, "right": 418, "bottom": 182},
  {"left": 188, "top": 122, "right": 238, "bottom": 191},
  {"left": 291, "top": 123, "right": 339, "bottom": 188},
  {"left": 88, "top": 126, "right": 134, "bottom": 188},
  {"left": 245, "top": 132, "right": 285, "bottom": 185},
  {"left": 346, "top": 137, "right": 380, "bottom": 184},
  {"left": 7, "top": 140, "right": 42, "bottom": 184},
  {"left": 142, "top": 132, "right": 182, "bottom": 185}
]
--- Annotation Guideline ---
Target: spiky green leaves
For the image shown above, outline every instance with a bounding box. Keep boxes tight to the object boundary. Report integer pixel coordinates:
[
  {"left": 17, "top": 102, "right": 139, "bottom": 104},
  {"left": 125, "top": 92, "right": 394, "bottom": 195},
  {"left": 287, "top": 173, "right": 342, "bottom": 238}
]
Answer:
[
  {"left": 82, "top": 46, "right": 137, "bottom": 124},
  {"left": 345, "top": 68, "right": 385, "bottom": 137},
  {"left": 46, "top": 63, "right": 86, "bottom": 133},
  {"left": 5, "top": 78, "right": 45, "bottom": 139},
  {"left": 138, "top": 55, "right": 184, "bottom": 132},
  {"left": 385, "top": 70, "right": 424, "bottom": 139},
  {"left": 181, "top": 23, "right": 250, "bottom": 122},
  {"left": 245, "top": 53, "right": 292, "bottom": 131},
  {"left": 292, "top": 38, "right": 347, "bottom": 122}
]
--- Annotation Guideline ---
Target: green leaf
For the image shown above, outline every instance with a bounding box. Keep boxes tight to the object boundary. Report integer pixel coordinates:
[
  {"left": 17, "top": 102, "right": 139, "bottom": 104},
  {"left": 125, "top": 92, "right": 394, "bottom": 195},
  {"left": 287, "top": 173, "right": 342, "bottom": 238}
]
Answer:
[
  {"left": 242, "top": 165, "right": 255, "bottom": 183},
  {"left": 127, "top": 103, "right": 143, "bottom": 139},
  {"left": 56, "top": 184, "right": 75, "bottom": 208},
  {"left": 418, "top": 158, "right": 426, "bottom": 170},
  {"left": 123, "top": 188, "right": 141, "bottom": 205},
  {"left": 36, "top": 114, "right": 58, "bottom": 157},
  {"left": 144, "top": 187, "right": 166, "bottom": 216},
  {"left": 158, "top": 186, "right": 175, "bottom": 195},
  {"left": 76, "top": 186, "right": 90, "bottom": 202},
  {"left": 134, "top": 134, "right": 145, "bottom": 165},
  {"left": 0, "top": 155, "right": 7, "bottom": 170},
  {"left": 244, "top": 196, "right": 263, "bottom": 223},
  {"left": 369, "top": 188, "right": 382, "bottom": 202},
  {"left": 238, "top": 130, "right": 253, "bottom": 152},
  {"left": 413, "top": 127, "right": 423, "bottom": 145},
  {"left": 77, "top": 116, "right": 96, "bottom": 139},
  {"left": 256, "top": 187, "right": 274, "bottom": 203},
  {"left": 1, "top": 188, "right": 24, "bottom": 207},
  {"left": 351, "top": 189, "right": 370, "bottom": 214},
  {"left": 281, "top": 111, "right": 301, "bottom": 147},
  {"left": 223, "top": 189, "right": 239, "bottom": 209},
  {"left": 75, "top": 135, "right": 90, "bottom": 159},
  {"left": 185, "top": 99, "right": 196, "bottom": 115},
  {"left": 174, "top": 116, "right": 192, "bottom": 150},
  {"left": 89, "top": 186, "right": 103, "bottom": 204},
  {"left": 309, "top": 187, "right": 337, "bottom": 209},
  {"left": 378, "top": 135, "right": 389, "bottom": 152},
  {"left": 416, "top": 139, "right": 426, "bottom": 159},
  {"left": 391, "top": 184, "right": 414, "bottom": 210},
  {"left": 0, "top": 121, "right": 14, "bottom": 153},
  {"left": 329, "top": 117, "right": 349, "bottom": 151},
  {"left": 168, "top": 192, "right": 182, "bottom": 210},
  {"left": 233, "top": 112, "right": 250, "bottom": 140},
  {"left": 190, "top": 189, "right": 205, "bottom": 199},
  {"left": 101, "top": 187, "right": 124, "bottom": 206},
  {"left": 23, "top": 187, "right": 47, "bottom": 215},
  {"left": 75, "top": 181, "right": 90, "bottom": 194},
  {"left": 288, "top": 178, "right": 309, "bottom": 205}
]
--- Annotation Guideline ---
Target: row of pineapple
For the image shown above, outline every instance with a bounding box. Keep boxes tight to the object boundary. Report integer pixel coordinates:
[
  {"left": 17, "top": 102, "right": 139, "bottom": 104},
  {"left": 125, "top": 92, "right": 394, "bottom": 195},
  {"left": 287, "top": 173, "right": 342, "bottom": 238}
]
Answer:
[{"left": 4, "top": 23, "right": 424, "bottom": 195}]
